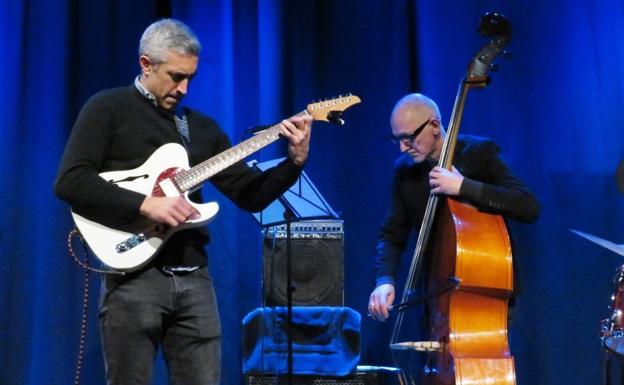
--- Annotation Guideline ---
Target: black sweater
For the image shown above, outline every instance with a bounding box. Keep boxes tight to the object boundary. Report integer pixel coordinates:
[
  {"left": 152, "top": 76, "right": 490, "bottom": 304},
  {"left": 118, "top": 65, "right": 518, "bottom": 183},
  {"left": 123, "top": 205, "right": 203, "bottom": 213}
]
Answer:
[
  {"left": 374, "top": 135, "right": 540, "bottom": 285},
  {"left": 55, "top": 84, "right": 302, "bottom": 267}
]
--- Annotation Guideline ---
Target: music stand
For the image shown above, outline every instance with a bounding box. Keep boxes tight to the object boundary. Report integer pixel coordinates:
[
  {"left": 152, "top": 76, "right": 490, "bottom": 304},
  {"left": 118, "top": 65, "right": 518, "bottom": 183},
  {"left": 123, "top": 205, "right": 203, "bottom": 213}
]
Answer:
[
  {"left": 250, "top": 158, "right": 338, "bottom": 225},
  {"left": 249, "top": 158, "right": 339, "bottom": 385}
]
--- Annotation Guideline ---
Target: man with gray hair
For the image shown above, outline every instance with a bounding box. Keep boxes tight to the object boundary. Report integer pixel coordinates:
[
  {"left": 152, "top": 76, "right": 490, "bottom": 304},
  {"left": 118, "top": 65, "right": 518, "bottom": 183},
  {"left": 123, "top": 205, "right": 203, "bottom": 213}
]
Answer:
[
  {"left": 55, "top": 19, "right": 313, "bottom": 384},
  {"left": 367, "top": 93, "right": 539, "bottom": 322}
]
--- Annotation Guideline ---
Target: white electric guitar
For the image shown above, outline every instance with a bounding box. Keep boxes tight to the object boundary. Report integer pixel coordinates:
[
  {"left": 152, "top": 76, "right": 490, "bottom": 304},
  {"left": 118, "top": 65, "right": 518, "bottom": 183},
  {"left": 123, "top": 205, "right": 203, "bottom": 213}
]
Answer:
[{"left": 71, "top": 95, "right": 361, "bottom": 271}]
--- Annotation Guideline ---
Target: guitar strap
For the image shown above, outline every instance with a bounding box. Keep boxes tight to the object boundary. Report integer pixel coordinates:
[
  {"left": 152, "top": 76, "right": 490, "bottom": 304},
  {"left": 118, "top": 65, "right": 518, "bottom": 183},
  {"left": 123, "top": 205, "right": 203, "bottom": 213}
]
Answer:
[{"left": 174, "top": 110, "right": 191, "bottom": 152}]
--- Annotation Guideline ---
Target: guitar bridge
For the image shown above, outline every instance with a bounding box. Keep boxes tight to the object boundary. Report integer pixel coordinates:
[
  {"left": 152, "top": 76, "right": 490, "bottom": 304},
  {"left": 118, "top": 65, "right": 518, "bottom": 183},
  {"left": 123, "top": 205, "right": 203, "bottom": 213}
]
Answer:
[{"left": 116, "top": 233, "right": 146, "bottom": 253}]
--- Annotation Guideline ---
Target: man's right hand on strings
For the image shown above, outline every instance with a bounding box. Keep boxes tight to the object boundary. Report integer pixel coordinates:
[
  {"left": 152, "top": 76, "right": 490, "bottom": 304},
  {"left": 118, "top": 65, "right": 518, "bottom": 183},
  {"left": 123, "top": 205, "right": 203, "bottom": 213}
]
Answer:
[{"left": 140, "top": 196, "right": 198, "bottom": 227}]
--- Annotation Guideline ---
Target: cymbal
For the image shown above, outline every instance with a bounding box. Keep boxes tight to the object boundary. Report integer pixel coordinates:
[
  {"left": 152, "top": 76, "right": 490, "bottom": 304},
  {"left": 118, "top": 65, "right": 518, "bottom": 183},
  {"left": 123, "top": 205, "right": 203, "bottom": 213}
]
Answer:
[{"left": 570, "top": 229, "right": 624, "bottom": 257}]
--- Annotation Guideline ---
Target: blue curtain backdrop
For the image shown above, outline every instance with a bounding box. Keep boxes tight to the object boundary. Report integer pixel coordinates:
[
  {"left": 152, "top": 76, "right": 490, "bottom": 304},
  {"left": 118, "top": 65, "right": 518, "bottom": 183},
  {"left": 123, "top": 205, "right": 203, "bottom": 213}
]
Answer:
[{"left": 2, "top": 1, "right": 624, "bottom": 385}]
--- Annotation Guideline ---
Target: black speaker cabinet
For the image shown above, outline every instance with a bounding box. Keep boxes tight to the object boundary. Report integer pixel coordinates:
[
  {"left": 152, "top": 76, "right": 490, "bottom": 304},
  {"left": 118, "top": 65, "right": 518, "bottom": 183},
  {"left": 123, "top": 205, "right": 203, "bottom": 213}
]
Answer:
[
  {"left": 246, "top": 373, "right": 375, "bottom": 385},
  {"left": 262, "top": 220, "right": 344, "bottom": 306},
  {"left": 246, "top": 366, "right": 403, "bottom": 385}
]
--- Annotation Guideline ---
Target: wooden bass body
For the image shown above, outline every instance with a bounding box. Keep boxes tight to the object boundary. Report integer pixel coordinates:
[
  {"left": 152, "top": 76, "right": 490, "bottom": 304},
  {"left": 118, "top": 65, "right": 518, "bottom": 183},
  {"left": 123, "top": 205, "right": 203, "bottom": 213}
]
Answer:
[{"left": 425, "top": 199, "right": 515, "bottom": 385}]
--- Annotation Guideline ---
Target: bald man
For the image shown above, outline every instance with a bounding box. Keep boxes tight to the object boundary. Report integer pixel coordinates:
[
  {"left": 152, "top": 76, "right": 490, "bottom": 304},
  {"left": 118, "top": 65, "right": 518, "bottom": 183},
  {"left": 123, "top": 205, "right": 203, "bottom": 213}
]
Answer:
[{"left": 368, "top": 93, "right": 539, "bottom": 321}]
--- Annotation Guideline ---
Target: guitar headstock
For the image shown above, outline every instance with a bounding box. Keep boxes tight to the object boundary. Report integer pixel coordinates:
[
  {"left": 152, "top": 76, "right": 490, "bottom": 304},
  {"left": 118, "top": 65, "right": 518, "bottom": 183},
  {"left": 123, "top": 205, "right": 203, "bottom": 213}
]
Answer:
[
  {"left": 307, "top": 94, "right": 361, "bottom": 125},
  {"left": 466, "top": 12, "right": 512, "bottom": 87}
]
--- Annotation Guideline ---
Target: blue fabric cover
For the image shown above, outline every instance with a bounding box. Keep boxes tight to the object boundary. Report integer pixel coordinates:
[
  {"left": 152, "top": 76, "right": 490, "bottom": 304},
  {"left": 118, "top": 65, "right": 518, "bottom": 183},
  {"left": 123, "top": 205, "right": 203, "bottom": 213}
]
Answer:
[{"left": 242, "top": 306, "right": 361, "bottom": 376}]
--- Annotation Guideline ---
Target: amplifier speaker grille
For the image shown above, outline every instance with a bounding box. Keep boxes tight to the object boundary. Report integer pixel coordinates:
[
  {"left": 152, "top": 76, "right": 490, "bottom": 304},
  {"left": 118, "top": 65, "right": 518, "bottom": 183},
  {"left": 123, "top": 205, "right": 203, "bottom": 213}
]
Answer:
[{"left": 262, "top": 220, "right": 344, "bottom": 306}]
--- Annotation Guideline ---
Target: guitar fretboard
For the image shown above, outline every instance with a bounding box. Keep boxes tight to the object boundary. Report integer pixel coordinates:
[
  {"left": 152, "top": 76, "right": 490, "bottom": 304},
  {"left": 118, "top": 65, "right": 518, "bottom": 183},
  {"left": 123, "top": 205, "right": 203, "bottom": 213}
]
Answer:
[{"left": 174, "top": 110, "right": 307, "bottom": 192}]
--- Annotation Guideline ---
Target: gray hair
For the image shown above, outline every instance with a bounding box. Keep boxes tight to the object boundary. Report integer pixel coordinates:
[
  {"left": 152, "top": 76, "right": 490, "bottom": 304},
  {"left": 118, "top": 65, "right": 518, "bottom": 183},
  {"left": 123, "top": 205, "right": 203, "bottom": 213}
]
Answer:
[{"left": 139, "top": 19, "right": 201, "bottom": 64}]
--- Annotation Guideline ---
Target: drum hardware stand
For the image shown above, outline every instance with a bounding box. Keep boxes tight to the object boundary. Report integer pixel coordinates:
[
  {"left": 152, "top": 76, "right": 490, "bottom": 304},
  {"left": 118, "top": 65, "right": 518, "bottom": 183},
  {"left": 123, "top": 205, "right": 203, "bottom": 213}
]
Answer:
[
  {"left": 603, "top": 341, "right": 624, "bottom": 385},
  {"left": 570, "top": 229, "right": 624, "bottom": 385},
  {"left": 602, "top": 277, "right": 624, "bottom": 385}
]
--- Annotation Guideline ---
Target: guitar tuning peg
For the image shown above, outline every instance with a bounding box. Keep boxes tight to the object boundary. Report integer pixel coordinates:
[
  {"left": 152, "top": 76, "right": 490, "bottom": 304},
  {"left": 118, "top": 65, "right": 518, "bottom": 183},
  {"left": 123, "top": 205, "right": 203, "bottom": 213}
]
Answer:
[
  {"left": 489, "top": 63, "right": 499, "bottom": 72},
  {"left": 502, "top": 49, "right": 512, "bottom": 58},
  {"left": 327, "top": 111, "right": 345, "bottom": 125}
]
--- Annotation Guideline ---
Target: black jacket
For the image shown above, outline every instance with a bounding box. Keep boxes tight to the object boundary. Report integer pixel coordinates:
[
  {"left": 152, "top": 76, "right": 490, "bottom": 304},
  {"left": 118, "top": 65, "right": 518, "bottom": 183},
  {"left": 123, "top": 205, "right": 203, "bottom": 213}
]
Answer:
[{"left": 374, "top": 135, "right": 539, "bottom": 285}]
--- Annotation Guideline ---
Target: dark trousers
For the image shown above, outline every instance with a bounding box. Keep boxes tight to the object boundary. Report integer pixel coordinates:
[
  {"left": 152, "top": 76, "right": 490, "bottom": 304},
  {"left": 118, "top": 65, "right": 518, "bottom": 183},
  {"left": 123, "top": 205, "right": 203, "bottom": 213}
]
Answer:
[{"left": 99, "top": 266, "right": 221, "bottom": 385}]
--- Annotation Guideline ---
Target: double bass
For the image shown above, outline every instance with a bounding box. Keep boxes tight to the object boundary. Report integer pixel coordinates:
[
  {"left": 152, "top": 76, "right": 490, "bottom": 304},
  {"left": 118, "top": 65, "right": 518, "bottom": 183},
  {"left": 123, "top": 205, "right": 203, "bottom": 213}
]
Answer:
[{"left": 389, "top": 12, "right": 515, "bottom": 385}]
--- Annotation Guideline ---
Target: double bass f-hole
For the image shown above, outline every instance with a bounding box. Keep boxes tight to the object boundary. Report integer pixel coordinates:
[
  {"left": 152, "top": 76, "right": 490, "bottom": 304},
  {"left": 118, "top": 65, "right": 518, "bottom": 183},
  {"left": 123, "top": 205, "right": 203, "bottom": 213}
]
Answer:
[{"left": 389, "top": 12, "right": 515, "bottom": 385}]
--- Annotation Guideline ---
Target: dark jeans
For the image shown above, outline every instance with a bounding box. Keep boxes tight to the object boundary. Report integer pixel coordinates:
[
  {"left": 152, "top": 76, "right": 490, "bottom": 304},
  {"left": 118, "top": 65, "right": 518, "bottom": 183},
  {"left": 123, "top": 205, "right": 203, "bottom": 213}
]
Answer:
[{"left": 99, "top": 266, "right": 221, "bottom": 385}]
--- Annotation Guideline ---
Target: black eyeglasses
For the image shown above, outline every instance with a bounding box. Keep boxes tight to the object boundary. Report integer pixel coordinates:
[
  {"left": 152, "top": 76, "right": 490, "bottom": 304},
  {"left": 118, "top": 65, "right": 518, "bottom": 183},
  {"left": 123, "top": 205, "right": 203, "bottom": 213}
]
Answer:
[{"left": 390, "top": 118, "right": 433, "bottom": 144}]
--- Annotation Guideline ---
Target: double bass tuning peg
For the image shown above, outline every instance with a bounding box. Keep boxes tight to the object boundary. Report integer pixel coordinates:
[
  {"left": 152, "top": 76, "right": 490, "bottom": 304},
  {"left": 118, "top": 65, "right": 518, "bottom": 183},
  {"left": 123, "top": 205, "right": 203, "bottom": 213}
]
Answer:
[{"left": 489, "top": 49, "right": 511, "bottom": 72}]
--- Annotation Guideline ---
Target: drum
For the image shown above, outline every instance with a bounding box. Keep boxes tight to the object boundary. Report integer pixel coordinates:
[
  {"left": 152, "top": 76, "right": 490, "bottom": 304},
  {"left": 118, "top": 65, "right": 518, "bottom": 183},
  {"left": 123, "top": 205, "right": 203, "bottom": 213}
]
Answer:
[{"left": 603, "top": 265, "right": 624, "bottom": 355}]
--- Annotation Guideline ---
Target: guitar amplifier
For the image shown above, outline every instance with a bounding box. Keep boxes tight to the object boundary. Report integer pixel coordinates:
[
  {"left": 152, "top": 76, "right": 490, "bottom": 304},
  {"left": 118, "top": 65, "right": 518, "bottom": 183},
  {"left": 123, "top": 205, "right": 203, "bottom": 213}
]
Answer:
[
  {"left": 262, "top": 220, "right": 344, "bottom": 306},
  {"left": 246, "top": 366, "right": 403, "bottom": 385}
]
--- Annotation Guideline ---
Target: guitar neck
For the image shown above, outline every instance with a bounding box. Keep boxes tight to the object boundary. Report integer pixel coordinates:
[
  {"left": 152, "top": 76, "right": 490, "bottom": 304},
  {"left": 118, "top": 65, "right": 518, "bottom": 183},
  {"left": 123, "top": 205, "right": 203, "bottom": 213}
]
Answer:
[{"left": 174, "top": 110, "right": 308, "bottom": 192}]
